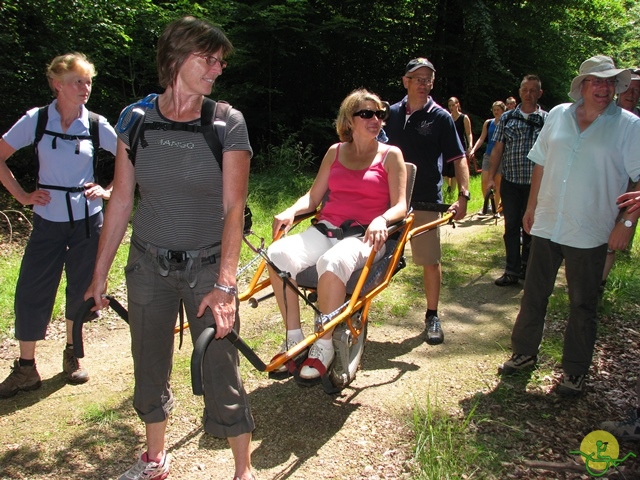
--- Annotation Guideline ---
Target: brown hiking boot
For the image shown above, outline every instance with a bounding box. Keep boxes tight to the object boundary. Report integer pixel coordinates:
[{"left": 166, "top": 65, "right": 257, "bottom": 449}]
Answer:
[
  {"left": 63, "top": 346, "right": 89, "bottom": 384},
  {"left": 0, "top": 359, "right": 42, "bottom": 398}
]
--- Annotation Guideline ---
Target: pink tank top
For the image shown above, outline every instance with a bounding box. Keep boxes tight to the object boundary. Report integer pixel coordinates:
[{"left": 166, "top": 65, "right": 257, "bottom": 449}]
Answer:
[{"left": 319, "top": 143, "right": 391, "bottom": 227}]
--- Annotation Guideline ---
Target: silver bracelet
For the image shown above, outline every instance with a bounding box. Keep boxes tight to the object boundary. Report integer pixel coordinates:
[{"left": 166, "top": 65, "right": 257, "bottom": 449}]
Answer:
[{"left": 214, "top": 283, "right": 237, "bottom": 296}]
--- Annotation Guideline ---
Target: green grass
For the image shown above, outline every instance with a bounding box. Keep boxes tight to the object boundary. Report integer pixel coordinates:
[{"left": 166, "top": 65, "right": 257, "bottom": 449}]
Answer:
[
  {"left": 412, "top": 395, "right": 499, "bottom": 479},
  {"left": 0, "top": 253, "right": 21, "bottom": 331},
  {"left": 81, "top": 403, "right": 122, "bottom": 426}
]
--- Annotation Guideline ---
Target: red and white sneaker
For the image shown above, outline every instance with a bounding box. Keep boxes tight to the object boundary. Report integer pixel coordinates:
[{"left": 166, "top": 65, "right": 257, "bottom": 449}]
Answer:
[
  {"left": 299, "top": 342, "right": 334, "bottom": 379},
  {"left": 118, "top": 451, "right": 170, "bottom": 480}
]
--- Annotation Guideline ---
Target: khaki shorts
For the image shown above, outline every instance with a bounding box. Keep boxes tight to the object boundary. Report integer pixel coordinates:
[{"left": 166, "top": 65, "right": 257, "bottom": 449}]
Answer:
[{"left": 409, "top": 210, "right": 441, "bottom": 265}]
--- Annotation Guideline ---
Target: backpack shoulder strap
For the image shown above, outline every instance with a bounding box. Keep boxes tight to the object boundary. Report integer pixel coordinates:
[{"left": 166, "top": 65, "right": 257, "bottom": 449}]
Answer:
[
  {"left": 200, "top": 99, "right": 251, "bottom": 232},
  {"left": 202, "top": 98, "right": 233, "bottom": 171},
  {"left": 88, "top": 111, "right": 100, "bottom": 149},
  {"left": 32, "top": 106, "right": 49, "bottom": 184},
  {"left": 201, "top": 98, "right": 223, "bottom": 171},
  {"left": 88, "top": 111, "right": 101, "bottom": 182},
  {"left": 214, "top": 101, "right": 231, "bottom": 138},
  {"left": 34, "top": 106, "right": 49, "bottom": 147}
]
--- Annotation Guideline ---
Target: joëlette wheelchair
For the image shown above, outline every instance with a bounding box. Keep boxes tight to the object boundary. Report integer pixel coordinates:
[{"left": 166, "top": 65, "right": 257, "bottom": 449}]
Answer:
[
  {"left": 71, "top": 162, "right": 455, "bottom": 395},
  {"left": 193, "top": 162, "right": 458, "bottom": 394}
]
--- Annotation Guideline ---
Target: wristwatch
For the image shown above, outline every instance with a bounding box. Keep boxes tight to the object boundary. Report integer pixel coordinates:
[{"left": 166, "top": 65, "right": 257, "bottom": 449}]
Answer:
[
  {"left": 619, "top": 218, "right": 635, "bottom": 228},
  {"left": 214, "top": 283, "right": 238, "bottom": 296},
  {"left": 458, "top": 190, "right": 471, "bottom": 201}
]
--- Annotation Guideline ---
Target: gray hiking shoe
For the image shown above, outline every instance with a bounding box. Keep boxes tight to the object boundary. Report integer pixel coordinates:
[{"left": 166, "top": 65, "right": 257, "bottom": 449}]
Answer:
[
  {"left": 425, "top": 315, "right": 444, "bottom": 345},
  {"left": 498, "top": 353, "right": 537, "bottom": 375},
  {"left": 0, "top": 359, "right": 42, "bottom": 398},
  {"left": 119, "top": 452, "right": 170, "bottom": 480},
  {"left": 556, "top": 374, "right": 586, "bottom": 397},
  {"left": 600, "top": 411, "right": 640, "bottom": 440},
  {"left": 63, "top": 345, "right": 89, "bottom": 384}
]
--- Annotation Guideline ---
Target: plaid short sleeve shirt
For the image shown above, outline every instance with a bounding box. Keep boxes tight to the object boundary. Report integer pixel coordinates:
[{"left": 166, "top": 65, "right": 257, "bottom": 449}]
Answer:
[{"left": 492, "top": 105, "right": 548, "bottom": 184}]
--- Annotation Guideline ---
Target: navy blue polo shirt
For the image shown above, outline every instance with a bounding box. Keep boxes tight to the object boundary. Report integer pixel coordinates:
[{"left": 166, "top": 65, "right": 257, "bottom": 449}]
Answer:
[{"left": 385, "top": 96, "right": 464, "bottom": 204}]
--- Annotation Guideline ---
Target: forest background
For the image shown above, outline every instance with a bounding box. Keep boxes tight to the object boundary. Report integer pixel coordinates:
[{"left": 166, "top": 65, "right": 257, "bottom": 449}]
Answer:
[{"left": 1, "top": 0, "right": 639, "bottom": 180}]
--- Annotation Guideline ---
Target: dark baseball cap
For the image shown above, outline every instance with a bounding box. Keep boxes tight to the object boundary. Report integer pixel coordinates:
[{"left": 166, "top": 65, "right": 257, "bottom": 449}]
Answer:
[{"left": 405, "top": 58, "right": 436, "bottom": 74}]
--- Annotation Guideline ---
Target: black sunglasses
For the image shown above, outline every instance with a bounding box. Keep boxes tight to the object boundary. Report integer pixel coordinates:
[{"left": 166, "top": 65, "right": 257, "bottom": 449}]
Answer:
[{"left": 353, "top": 109, "right": 388, "bottom": 120}]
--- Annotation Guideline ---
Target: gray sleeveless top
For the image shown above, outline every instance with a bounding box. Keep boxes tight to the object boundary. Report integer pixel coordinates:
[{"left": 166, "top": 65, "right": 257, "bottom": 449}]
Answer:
[{"left": 117, "top": 98, "right": 252, "bottom": 250}]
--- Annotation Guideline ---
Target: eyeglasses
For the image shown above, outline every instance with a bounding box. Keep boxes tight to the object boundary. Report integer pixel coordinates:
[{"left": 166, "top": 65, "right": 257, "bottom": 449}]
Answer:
[
  {"left": 353, "top": 109, "right": 387, "bottom": 120},
  {"left": 583, "top": 78, "right": 617, "bottom": 88},
  {"left": 405, "top": 76, "right": 433, "bottom": 85},
  {"left": 193, "top": 53, "right": 227, "bottom": 69}
]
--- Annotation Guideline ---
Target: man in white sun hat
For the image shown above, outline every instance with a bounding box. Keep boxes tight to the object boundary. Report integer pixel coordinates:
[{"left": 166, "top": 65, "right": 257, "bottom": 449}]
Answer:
[{"left": 498, "top": 55, "right": 640, "bottom": 397}]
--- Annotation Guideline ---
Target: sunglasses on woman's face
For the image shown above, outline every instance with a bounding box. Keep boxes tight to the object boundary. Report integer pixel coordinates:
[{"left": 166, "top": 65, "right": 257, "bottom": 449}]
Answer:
[{"left": 352, "top": 109, "right": 387, "bottom": 120}]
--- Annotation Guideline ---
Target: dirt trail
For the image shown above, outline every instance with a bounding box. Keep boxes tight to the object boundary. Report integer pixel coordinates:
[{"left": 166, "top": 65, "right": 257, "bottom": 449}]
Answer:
[{"left": 0, "top": 214, "right": 522, "bottom": 480}]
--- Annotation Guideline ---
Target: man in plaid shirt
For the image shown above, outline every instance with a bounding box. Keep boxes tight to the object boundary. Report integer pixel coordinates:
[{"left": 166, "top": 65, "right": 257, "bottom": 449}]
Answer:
[{"left": 487, "top": 75, "right": 548, "bottom": 286}]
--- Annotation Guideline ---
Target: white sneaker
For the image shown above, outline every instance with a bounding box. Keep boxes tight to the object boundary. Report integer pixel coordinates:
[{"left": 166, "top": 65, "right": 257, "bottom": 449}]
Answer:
[
  {"left": 299, "top": 342, "right": 335, "bottom": 379},
  {"left": 119, "top": 452, "right": 170, "bottom": 480}
]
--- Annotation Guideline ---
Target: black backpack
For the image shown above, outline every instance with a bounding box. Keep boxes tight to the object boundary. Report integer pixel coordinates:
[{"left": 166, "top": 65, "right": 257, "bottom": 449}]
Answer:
[
  {"left": 117, "top": 94, "right": 252, "bottom": 232},
  {"left": 118, "top": 93, "right": 230, "bottom": 171},
  {"left": 33, "top": 106, "right": 101, "bottom": 184},
  {"left": 33, "top": 106, "right": 108, "bottom": 237}
]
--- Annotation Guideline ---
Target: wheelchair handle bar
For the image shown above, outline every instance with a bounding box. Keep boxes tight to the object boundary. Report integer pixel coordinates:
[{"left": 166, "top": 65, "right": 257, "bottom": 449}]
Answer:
[
  {"left": 191, "top": 325, "right": 266, "bottom": 396},
  {"left": 71, "top": 295, "right": 264, "bottom": 397},
  {"left": 72, "top": 296, "right": 129, "bottom": 359},
  {"left": 482, "top": 189, "right": 497, "bottom": 215}
]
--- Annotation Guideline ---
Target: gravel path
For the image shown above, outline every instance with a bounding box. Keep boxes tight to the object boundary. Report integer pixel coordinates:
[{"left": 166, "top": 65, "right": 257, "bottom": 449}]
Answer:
[{"left": 7, "top": 212, "right": 632, "bottom": 479}]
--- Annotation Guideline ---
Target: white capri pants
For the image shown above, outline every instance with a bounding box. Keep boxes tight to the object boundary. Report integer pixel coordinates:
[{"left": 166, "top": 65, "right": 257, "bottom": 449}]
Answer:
[{"left": 267, "top": 220, "right": 386, "bottom": 285}]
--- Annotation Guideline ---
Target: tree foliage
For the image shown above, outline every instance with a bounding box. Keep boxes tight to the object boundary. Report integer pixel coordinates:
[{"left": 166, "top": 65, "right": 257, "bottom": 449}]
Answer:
[{"left": 0, "top": 0, "right": 638, "bottom": 169}]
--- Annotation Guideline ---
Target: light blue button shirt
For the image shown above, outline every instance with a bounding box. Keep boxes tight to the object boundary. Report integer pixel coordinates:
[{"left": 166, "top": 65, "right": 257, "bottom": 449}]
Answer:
[
  {"left": 3, "top": 101, "right": 117, "bottom": 222},
  {"left": 528, "top": 100, "right": 640, "bottom": 248}
]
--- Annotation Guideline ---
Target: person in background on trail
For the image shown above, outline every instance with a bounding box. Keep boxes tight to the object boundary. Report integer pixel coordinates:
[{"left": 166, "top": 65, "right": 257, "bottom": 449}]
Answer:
[
  {"left": 384, "top": 57, "right": 469, "bottom": 346},
  {"left": 267, "top": 89, "right": 407, "bottom": 381},
  {"left": 85, "top": 17, "right": 255, "bottom": 480},
  {"left": 600, "top": 68, "right": 640, "bottom": 294},
  {"left": 617, "top": 68, "right": 640, "bottom": 115},
  {"left": 600, "top": 189, "right": 640, "bottom": 439},
  {"left": 505, "top": 96, "right": 517, "bottom": 111},
  {"left": 446, "top": 97, "right": 474, "bottom": 184},
  {"left": 469, "top": 100, "right": 506, "bottom": 214},
  {"left": 498, "top": 55, "right": 640, "bottom": 398},
  {"left": 487, "top": 75, "right": 547, "bottom": 286},
  {"left": 0, "top": 53, "right": 116, "bottom": 398}
]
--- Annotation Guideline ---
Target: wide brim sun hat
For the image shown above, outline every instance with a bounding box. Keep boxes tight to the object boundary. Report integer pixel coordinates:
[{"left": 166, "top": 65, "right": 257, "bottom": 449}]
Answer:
[{"left": 568, "top": 55, "right": 632, "bottom": 101}]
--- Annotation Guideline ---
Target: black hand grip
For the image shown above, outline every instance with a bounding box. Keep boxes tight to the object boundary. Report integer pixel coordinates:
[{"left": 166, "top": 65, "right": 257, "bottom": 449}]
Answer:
[
  {"left": 191, "top": 326, "right": 217, "bottom": 396},
  {"left": 482, "top": 189, "right": 497, "bottom": 215},
  {"left": 72, "top": 296, "right": 129, "bottom": 358},
  {"left": 191, "top": 325, "right": 267, "bottom": 396}
]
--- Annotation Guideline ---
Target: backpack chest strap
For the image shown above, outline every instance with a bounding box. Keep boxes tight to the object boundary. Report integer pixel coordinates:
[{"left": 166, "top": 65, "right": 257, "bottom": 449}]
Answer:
[{"left": 42, "top": 129, "right": 93, "bottom": 154}]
